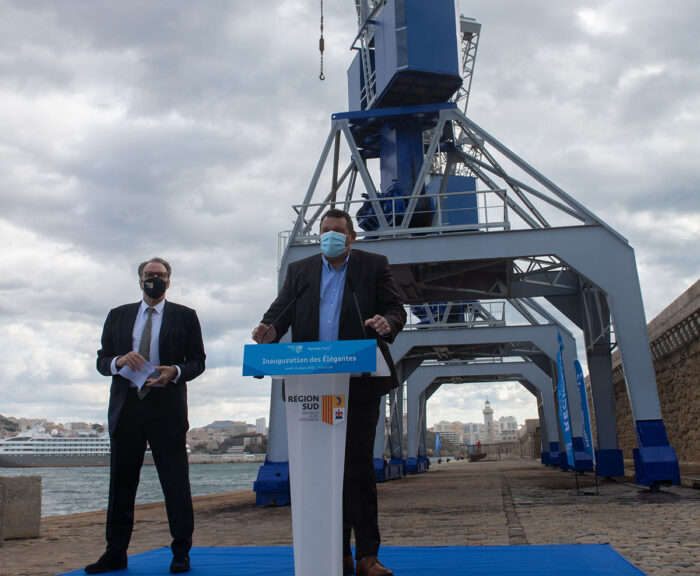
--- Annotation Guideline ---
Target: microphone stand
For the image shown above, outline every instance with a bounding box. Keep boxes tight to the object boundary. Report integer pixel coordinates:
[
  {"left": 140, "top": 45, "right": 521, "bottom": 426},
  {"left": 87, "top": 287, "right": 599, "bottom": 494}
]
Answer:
[{"left": 253, "top": 283, "right": 309, "bottom": 378}]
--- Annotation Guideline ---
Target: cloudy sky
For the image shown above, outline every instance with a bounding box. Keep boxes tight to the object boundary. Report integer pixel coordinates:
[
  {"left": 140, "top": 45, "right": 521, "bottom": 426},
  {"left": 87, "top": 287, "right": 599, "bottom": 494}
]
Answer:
[{"left": 1, "top": 0, "right": 698, "bottom": 431}]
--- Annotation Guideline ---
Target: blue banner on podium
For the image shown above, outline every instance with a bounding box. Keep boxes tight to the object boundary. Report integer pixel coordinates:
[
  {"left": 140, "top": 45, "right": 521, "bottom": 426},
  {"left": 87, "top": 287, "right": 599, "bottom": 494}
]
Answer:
[{"left": 242, "top": 339, "right": 376, "bottom": 376}]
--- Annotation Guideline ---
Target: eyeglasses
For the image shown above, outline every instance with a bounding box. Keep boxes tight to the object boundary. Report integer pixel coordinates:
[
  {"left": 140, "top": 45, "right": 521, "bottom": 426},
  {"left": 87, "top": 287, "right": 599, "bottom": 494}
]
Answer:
[{"left": 143, "top": 272, "right": 168, "bottom": 280}]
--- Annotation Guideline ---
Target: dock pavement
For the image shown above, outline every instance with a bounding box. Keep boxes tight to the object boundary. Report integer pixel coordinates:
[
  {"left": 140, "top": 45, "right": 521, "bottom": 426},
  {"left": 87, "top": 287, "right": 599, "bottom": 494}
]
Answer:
[{"left": 1, "top": 459, "right": 699, "bottom": 576}]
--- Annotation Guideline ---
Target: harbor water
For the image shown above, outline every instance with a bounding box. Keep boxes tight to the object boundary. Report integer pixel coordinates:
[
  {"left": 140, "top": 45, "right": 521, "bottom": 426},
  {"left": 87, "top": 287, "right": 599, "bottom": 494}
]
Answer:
[{"left": 0, "top": 461, "right": 262, "bottom": 517}]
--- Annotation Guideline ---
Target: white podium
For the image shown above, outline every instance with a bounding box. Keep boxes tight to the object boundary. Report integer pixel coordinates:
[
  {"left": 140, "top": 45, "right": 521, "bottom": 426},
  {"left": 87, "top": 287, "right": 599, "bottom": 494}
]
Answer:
[
  {"left": 243, "top": 340, "right": 388, "bottom": 576},
  {"left": 285, "top": 372, "right": 349, "bottom": 576}
]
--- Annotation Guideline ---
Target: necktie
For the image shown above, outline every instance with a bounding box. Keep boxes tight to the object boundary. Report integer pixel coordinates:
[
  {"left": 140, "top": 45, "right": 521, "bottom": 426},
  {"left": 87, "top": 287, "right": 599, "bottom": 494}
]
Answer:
[{"left": 137, "top": 307, "right": 155, "bottom": 400}]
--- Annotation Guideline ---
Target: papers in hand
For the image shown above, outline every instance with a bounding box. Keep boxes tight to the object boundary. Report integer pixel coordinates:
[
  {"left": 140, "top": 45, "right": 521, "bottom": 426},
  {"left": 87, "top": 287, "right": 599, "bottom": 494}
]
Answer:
[{"left": 118, "top": 361, "right": 159, "bottom": 390}]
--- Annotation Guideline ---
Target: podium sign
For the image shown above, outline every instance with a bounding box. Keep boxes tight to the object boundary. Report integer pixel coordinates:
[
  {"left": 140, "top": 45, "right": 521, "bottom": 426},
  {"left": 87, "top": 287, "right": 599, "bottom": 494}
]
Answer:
[
  {"left": 242, "top": 339, "right": 377, "bottom": 376},
  {"left": 243, "top": 340, "right": 380, "bottom": 576}
]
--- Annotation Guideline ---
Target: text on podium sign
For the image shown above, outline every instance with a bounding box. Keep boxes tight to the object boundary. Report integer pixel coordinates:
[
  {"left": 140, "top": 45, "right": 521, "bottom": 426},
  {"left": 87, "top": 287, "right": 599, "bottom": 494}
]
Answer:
[{"left": 242, "top": 339, "right": 377, "bottom": 377}]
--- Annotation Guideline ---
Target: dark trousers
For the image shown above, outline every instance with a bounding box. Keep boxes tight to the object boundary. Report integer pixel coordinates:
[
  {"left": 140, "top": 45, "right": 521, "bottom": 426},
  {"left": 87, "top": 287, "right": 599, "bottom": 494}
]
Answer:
[
  {"left": 106, "top": 387, "right": 193, "bottom": 557},
  {"left": 343, "top": 385, "right": 382, "bottom": 560}
]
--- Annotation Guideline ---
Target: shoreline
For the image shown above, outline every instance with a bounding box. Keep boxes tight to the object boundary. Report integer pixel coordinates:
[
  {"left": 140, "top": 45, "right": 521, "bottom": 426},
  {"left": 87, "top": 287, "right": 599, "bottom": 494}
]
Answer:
[
  {"left": 188, "top": 454, "right": 265, "bottom": 464},
  {"left": 0, "top": 456, "right": 265, "bottom": 470}
]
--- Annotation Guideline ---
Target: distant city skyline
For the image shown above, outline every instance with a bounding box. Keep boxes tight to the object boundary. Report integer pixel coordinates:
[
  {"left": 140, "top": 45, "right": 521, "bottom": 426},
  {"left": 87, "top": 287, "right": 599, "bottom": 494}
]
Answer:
[
  {"left": 429, "top": 398, "right": 527, "bottom": 429},
  {"left": 430, "top": 399, "right": 521, "bottom": 445},
  {"left": 426, "top": 386, "right": 538, "bottom": 430},
  {"left": 0, "top": 414, "right": 269, "bottom": 435},
  {"left": 4, "top": 405, "right": 533, "bottom": 438}
]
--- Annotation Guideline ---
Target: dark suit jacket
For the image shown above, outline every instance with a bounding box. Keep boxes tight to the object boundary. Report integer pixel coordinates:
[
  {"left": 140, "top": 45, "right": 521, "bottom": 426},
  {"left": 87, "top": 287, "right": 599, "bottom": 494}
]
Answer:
[
  {"left": 97, "top": 301, "right": 206, "bottom": 436},
  {"left": 261, "top": 249, "right": 406, "bottom": 396}
]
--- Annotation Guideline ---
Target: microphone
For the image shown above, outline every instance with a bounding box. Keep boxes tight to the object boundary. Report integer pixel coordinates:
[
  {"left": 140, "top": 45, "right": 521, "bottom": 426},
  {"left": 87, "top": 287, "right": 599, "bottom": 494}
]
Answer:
[
  {"left": 258, "top": 282, "right": 310, "bottom": 343},
  {"left": 347, "top": 276, "right": 373, "bottom": 379},
  {"left": 346, "top": 276, "right": 368, "bottom": 339},
  {"left": 253, "top": 283, "right": 309, "bottom": 379}
]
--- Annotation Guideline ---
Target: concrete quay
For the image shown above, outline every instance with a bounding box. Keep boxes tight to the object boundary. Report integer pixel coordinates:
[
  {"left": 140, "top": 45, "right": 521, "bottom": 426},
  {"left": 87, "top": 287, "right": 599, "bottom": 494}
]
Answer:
[{"left": 1, "top": 459, "right": 699, "bottom": 576}]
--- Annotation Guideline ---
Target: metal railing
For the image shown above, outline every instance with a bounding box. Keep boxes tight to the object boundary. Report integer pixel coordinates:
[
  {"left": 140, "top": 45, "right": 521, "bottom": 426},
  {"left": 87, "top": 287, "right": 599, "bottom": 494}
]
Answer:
[
  {"left": 404, "top": 300, "right": 506, "bottom": 330},
  {"left": 287, "top": 187, "right": 510, "bottom": 247}
]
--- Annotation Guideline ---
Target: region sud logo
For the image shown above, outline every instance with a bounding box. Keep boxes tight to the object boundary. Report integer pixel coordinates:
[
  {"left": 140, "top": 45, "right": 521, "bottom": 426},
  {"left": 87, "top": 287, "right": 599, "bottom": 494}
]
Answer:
[{"left": 322, "top": 394, "right": 345, "bottom": 426}]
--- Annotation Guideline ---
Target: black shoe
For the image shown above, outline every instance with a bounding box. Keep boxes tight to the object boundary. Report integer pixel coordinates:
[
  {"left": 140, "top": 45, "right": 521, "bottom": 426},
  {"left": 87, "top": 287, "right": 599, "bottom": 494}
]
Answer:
[
  {"left": 170, "top": 553, "right": 191, "bottom": 574},
  {"left": 84, "top": 552, "right": 127, "bottom": 574}
]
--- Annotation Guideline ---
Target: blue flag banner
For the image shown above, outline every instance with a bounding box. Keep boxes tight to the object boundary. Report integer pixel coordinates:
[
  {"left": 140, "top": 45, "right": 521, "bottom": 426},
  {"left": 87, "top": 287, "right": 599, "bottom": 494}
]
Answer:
[
  {"left": 242, "top": 339, "right": 377, "bottom": 377},
  {"left": 556, "top": 332, "right": 575, "bottom": 468},
  {"left": 574, "top": 359, "right": 596, "bottom": 466}
]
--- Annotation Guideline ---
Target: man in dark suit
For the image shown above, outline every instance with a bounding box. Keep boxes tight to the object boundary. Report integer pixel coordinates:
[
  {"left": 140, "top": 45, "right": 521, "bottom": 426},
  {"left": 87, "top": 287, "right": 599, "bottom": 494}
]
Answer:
[
  {"left": 252, "top": 209, "right": 406, "bottom": 576},
  {"left": 86, "top": 257, "right": 205, "bottom": 575}
]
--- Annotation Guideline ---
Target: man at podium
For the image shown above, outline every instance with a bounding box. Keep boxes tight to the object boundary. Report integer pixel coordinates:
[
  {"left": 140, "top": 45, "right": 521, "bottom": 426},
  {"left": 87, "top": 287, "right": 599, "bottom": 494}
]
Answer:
[{"left": 252, "top": 209, "right": 406, "bottom": 576}]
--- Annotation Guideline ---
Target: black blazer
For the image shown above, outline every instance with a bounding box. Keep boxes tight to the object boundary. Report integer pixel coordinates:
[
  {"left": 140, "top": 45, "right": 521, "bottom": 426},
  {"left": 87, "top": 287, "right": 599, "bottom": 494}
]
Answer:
[
  {"left": 261, "top": 250, "right": 406, "bottom": 395},
  {"left": 97, "top": 301, "right": 206, "bottom": 436}
]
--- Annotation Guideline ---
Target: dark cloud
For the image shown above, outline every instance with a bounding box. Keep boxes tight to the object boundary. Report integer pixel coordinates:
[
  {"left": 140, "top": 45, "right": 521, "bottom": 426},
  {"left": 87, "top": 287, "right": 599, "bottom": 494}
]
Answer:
[{"left": 0, "top": 0, "right": 697, "bottom": 427}]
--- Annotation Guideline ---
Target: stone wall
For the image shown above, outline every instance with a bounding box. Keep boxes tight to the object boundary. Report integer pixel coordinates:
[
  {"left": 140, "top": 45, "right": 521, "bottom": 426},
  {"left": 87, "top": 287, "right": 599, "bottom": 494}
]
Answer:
[
  {"left": 612, "top": 279, "right": 700, "bottom": 463},
  {"left": 518, "top": 419, "right": 542, "bottom": 460}
]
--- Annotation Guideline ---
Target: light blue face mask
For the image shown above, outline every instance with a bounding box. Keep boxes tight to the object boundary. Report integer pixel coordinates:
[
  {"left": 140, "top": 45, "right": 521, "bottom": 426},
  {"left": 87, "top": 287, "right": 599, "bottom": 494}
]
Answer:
[{"left": 320, "top": 230, "right": 348, "bottom": 258}]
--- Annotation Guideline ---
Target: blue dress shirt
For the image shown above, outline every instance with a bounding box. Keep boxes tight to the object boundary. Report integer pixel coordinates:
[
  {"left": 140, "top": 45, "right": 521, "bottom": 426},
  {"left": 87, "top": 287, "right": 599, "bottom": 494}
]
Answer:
[{"left": 319, "top": 255, "right": 349, "bottom": 341}]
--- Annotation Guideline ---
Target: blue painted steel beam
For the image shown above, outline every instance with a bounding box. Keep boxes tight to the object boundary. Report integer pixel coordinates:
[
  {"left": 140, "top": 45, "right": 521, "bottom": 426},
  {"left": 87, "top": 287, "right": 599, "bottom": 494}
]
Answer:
[{"left": 332, "top": 102, "right": 456, "bottom": 121}]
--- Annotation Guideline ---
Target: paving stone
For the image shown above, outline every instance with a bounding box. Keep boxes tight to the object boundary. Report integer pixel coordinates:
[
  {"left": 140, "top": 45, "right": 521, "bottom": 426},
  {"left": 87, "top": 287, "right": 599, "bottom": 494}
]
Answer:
[{"left": 0, "top": 460, "right": 698, "bottom": 576}]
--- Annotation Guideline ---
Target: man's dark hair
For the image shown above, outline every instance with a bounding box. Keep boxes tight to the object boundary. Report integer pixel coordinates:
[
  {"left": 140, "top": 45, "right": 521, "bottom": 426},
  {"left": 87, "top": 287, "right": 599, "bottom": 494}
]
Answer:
[
  {"left": 320, "top": 208, "right": 354, "bottom": 234},
  {"left": 138, "top": 257, "right": 172, "bottom": 278}
]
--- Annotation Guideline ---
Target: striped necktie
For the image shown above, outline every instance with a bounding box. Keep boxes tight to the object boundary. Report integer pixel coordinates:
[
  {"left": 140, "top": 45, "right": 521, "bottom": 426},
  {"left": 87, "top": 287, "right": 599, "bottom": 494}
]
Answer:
[{"left": 137, "top": 307, "right": 155, "bottom": 400}]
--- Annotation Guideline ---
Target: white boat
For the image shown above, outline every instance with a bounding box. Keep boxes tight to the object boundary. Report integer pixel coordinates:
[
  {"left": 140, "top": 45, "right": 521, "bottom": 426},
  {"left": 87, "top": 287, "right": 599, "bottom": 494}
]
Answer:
[{"left": 0, "top": 428, "right": 153, "bottom": 467}]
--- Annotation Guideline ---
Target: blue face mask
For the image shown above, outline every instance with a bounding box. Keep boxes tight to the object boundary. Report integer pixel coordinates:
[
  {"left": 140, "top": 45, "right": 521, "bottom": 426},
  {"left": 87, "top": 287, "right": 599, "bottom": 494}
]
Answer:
[{"left": 320, "top": 231, "right": 348, "bottom": 258}]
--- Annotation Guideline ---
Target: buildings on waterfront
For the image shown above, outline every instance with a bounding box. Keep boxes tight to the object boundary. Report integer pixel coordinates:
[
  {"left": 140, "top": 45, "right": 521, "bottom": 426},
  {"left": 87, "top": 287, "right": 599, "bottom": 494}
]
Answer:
[
  {"left": 1, "top": 415, "right": 270, "bottom": 457},
  {"left": 431, "top": 400, "right": 521, "bottom": 447},
  {"left": 186, "top": 419, "right": 267, "bottom": 455},
  {"left": 0, "top": 415, "right": 106, "bottom": 440}
]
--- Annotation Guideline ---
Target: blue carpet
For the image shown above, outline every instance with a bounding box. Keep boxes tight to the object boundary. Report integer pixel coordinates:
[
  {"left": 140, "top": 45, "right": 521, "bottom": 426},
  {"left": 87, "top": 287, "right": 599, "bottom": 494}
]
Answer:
[{"left": 60, "top": 544, "right": 647, "bottom": 575}]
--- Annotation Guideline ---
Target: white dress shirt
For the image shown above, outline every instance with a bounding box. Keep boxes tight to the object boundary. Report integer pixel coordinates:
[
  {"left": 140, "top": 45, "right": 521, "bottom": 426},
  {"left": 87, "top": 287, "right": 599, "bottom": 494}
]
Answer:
[{"left": 110, "top": 299, "right": 180, "bottom": 385}]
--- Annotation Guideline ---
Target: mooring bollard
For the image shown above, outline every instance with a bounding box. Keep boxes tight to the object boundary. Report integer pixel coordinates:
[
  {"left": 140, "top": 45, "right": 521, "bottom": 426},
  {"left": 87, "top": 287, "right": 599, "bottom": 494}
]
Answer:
[{"left": 0, "top": 476, "right": 42, "bottom": 541}]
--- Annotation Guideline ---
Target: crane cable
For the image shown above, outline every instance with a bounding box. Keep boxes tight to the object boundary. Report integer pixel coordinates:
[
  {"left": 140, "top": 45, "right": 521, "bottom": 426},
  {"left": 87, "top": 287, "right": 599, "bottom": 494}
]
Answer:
[{"left": 319, "top": 0, "right": 325, "bottom": 80}]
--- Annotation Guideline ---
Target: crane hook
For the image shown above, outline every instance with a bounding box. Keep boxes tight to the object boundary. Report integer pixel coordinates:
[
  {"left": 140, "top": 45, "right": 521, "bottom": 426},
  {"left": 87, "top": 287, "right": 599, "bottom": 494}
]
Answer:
[{"left": 319, "top": 0, "right": 325, "bottom": 81}]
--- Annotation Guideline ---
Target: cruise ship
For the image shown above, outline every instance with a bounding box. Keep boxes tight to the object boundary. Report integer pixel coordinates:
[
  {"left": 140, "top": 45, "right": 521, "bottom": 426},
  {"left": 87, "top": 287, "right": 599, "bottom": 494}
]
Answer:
[{"left": 0, "top": 428, "right": 154, "bottom": 467}]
